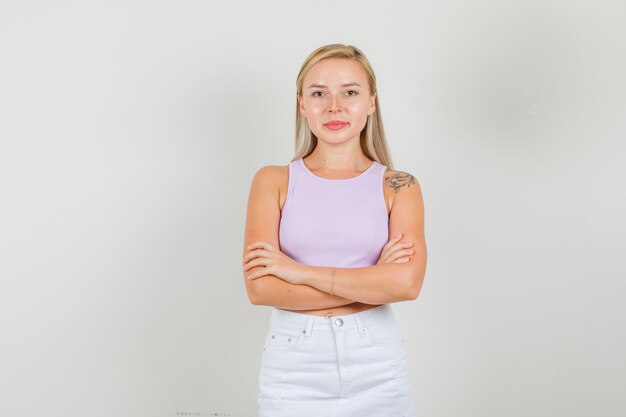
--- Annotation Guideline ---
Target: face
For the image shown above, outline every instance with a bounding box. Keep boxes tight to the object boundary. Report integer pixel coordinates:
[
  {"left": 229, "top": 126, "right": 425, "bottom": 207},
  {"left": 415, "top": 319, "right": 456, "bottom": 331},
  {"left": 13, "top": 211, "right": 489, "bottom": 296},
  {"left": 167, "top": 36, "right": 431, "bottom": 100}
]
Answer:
[{"left": 298, "top": 58, "right": 376, "bottom": 144}]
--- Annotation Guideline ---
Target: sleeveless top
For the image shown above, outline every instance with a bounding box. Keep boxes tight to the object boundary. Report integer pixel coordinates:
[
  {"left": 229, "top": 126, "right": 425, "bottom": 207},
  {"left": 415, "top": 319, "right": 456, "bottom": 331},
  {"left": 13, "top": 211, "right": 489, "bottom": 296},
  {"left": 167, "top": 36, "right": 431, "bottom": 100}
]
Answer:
[{"left": 279, "top": 157, "right": 390, "bottom": 268}]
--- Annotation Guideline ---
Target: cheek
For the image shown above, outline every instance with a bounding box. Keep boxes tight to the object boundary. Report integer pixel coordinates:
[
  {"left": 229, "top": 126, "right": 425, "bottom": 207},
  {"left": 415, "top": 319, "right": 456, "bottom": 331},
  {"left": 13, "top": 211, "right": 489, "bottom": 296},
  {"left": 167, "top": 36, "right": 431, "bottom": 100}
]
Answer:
[
  {"left": 345, "top": 102, "right": 370, "bottom": 120},
  {"left": 307, "top": 101, "right": 327, "bottom": 111},
  {"left": 304, "top": 106, "right": 326, "bottom": 120},
  {"left": 350, "top": 100, "right": 371, "bottom": 112}
]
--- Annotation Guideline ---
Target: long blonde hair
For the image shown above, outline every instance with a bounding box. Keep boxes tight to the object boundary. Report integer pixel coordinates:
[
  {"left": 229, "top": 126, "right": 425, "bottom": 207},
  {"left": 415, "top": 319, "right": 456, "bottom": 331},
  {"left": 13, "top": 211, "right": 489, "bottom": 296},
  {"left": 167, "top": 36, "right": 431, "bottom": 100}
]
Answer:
[{"left": 293, "top": 44, "right": 394, "bottom": 170}]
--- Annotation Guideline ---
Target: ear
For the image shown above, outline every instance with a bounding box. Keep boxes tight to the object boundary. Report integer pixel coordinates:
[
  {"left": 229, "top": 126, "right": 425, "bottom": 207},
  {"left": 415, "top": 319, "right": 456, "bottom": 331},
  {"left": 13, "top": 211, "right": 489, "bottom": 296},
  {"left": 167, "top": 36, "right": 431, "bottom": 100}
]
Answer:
[
  {"left": 297, "top": 94, "right": 306, "bottom": 116},
  {"left": 368, "top": 91, "right": 377, "bottom": 115}
]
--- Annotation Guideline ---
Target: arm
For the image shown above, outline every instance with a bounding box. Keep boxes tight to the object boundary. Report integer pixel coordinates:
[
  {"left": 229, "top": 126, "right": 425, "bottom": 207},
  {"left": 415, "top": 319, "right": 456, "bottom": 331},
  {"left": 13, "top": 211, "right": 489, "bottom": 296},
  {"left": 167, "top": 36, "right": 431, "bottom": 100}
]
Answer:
[
  {"left": 302, "top": 263, "right": 412, "bottom": 305},
  {"left": 242, "top": 165, "right": 358, "bottom": 309},
  {"left": 250, "top": 276, "right": 358, "bottom": 310},
  {"left": 302, "top": 170, "right": 427, "bottom": 304}
]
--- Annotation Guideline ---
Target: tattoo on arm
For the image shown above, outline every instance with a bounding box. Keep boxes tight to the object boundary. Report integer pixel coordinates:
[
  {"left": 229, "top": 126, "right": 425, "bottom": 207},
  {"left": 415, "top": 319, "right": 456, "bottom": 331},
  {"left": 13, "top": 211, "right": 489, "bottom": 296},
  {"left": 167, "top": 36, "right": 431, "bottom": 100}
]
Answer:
[{"left": 385, "top": 171, "right": 417, "bottom": 193}]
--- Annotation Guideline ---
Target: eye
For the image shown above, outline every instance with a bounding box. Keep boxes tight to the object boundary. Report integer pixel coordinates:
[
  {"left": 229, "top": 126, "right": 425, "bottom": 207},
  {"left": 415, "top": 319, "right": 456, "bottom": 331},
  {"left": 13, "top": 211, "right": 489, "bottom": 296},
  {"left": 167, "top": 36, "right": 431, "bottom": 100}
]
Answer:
[
  {"left": 312, "top": 91, "right": 323, "bottom": 97},
  {"left": 346, "top": 90, "right": 359, "bottom": 96}
]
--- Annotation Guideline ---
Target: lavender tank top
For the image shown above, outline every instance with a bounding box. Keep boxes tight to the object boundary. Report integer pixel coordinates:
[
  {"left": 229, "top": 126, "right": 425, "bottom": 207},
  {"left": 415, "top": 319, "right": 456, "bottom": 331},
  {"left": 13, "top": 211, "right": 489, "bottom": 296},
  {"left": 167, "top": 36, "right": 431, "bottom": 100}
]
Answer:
[{"left": 279, "top": 157, "right": 389, "bottom": 268}]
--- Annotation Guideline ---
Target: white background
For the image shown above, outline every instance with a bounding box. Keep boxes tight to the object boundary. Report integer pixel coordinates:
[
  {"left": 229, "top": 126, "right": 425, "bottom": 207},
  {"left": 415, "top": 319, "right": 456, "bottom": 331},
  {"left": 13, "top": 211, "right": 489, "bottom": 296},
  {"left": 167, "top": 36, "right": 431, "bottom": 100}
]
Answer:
[{"left": 1, "top": 1, "right": 625, "bottom": 416}]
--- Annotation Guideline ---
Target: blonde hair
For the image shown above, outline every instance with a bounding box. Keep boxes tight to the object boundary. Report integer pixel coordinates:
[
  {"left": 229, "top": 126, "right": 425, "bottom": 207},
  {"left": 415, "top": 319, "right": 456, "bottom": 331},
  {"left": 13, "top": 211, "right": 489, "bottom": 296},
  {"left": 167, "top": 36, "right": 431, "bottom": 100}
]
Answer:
[{"left": 293, "top": 44, "right": 394, "bottom": 170}]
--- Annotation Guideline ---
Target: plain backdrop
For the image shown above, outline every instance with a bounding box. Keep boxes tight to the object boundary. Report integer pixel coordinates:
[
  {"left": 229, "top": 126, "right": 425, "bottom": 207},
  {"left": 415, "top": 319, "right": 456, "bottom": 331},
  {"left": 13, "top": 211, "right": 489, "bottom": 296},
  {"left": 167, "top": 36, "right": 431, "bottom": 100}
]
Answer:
[{"left": 1, "top": 1, "right": 625, "bottom": 416}]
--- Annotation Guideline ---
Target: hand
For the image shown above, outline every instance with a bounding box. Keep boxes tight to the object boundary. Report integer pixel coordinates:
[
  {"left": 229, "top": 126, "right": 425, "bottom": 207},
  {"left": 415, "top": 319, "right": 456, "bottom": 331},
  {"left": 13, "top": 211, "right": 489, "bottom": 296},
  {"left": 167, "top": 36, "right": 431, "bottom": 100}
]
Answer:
[
  {"left": 243, "top": 241, "right": 308, "bottom": 284},
  {"left": 376, "top": 233, "right": 414, "bottom": 265}
]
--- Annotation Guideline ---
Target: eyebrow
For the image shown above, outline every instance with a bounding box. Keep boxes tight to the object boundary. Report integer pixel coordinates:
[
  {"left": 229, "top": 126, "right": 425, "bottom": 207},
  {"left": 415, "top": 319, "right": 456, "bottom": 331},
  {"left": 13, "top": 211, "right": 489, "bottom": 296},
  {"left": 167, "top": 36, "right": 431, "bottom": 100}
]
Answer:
[{"left": 307, "top": 82, "right": 362, "bottom": 89}]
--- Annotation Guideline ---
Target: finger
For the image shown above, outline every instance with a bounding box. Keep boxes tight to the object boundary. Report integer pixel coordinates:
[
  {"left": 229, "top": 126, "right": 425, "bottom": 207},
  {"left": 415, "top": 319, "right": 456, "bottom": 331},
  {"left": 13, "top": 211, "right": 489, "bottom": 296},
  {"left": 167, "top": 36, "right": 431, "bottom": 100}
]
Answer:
[
  {"left": 393, "top": 257, "right": 409, "bottom": 263},
  {"left": 246, "top": 241, "right": 267, "bottom": 250},
  {"left": 396, "top": 248, "right": 414, "bottom": 257},
  {"left": 389, "top": 241, "right": 413, "bottom": 253},
  {"left": 381, "top": 252, "right": 399, "bottom": 263},
  {"left": 384, "top": 254, "right": 401, "bottom": 263},
  {"left": 385, "top": 249, "right": 414, "bottom": 263},
  {"left": 244, "top": 251, "right": 272, "bottom": 269},
  {"left": 384, "top": 233, "right": 403, "bottom": 247},
  {"left": 247, "top": 241, "right": 277, "bottom": 252},
  {"left": 382, "top": 235, "right": 400, "bottom": 250},
  {"left": 243, "top": 249, "right": 257, "bottom": 262},
  {"left": 244, "top": 248, "right": 269, "bottom": 261},
  {"left": 246, "top": 240, "right": 265, "bottom": 250},
  {"left": 243, "top": 258, "right": 264, "bottom": 271},
  {"left": 247, "top": 267, "right": 268, "bottom": 280}
]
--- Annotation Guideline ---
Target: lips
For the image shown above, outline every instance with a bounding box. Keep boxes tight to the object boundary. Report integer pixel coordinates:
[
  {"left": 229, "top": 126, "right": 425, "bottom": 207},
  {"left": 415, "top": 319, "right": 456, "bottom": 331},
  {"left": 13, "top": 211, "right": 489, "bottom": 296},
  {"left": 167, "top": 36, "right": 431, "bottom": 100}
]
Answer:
[{"left": 324, "top": 121, "right": 349, "bottom": 130}]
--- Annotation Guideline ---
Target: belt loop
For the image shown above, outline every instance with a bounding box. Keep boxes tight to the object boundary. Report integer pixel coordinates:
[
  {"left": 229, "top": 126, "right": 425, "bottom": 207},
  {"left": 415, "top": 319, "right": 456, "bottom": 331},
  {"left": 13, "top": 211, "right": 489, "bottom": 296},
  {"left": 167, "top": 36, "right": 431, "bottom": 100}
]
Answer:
[
  {"left": 355, "top": 312, "right": 366, "bottom": 338},
  {"left": 304, "top": 316, "right": 314, "bottom": 340}
]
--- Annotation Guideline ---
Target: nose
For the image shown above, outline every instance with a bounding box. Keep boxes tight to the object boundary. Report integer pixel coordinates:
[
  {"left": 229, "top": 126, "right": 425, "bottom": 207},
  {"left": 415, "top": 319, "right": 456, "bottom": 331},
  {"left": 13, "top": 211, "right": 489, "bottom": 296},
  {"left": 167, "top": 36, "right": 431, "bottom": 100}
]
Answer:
[{"left": 329, "top": 93, "right": 342, "bottom": 112}]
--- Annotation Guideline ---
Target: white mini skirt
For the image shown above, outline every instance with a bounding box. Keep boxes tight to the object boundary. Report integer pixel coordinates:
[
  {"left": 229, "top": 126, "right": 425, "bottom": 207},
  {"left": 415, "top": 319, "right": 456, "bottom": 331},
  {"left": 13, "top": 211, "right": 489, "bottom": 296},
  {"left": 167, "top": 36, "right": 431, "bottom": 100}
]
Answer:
[{"left": 257, "top": 304, "right": 415, "bottom": 417}]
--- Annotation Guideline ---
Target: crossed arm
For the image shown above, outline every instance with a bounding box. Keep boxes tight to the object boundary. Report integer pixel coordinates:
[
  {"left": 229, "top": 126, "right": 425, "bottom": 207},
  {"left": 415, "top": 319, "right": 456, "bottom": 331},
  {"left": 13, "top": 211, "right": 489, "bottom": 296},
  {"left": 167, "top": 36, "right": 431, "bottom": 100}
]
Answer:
[
  {"left": 248, "top": 275, "right": 358, "bottom": 310},
  {"left": 250, "top": 261, "right": 422, "bottom": 309},
  {"left": 243, "top": 165, "right": 426, "bottom": 309}
]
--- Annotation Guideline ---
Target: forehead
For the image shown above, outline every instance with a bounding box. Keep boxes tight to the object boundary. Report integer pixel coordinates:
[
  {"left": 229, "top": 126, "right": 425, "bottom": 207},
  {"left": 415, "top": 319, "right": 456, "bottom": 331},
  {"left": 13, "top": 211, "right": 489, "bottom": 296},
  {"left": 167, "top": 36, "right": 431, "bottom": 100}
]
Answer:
[{"left": 304, "top": 58, "right": 368, "bottom": 86}]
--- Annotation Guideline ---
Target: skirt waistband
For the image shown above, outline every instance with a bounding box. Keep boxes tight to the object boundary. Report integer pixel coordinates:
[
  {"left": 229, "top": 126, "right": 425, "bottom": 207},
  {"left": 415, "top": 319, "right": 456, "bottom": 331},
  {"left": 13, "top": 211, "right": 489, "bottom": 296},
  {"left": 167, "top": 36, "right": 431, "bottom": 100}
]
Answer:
[{"left": 269, "top": 304, "right": 396, "bottom": 336}]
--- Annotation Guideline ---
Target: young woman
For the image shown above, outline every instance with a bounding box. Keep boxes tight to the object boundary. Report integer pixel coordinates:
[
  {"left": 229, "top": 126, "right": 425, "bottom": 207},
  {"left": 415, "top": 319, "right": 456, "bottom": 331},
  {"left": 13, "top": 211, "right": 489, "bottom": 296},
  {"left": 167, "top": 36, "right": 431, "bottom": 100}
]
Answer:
[{"left": 242, "top": 44, "right": 427, "bottom": 416}]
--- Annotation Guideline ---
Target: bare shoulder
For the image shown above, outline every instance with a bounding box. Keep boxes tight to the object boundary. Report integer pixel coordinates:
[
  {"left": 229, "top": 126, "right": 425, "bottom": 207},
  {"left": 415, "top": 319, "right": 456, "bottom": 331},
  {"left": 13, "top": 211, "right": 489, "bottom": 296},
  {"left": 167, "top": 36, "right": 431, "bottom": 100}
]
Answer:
[
  {"left": 249, "top": 164, "right": 289, "bottom": 211},
  {"left": 383, "top": 168, "right": 422, "bottom": 213},
  {"left": 384, "top": 168, "right": 419, "bottom": 193},
  {"left": 250, "top": 164, "right": 286, "bottom": 185}
]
